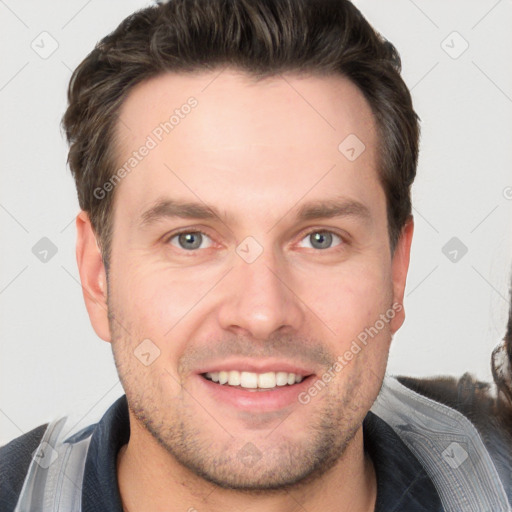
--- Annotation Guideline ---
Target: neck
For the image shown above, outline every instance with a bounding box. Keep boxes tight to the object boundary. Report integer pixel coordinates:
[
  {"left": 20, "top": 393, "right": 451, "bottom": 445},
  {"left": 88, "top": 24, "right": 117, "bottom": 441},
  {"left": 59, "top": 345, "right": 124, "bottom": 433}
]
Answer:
[{"left": 117, "top": 421, "right": 377, "bottom": 512}]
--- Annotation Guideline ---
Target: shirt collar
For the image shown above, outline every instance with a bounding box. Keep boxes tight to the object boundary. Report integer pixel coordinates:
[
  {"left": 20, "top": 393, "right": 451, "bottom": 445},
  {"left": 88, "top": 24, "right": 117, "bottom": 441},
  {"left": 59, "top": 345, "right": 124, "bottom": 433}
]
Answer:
[
  {"left": 363, "top": 410, "right": 444, "bottom": 511},
  {"left": 81, "top": 395, "right": 443, "bottom": 512}
]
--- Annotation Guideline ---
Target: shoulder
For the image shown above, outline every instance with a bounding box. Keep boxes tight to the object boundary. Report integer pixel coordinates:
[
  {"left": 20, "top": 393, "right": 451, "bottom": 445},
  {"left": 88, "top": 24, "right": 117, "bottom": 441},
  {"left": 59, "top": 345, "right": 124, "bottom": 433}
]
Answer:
[
  {"left": 0, "top": 423, "right": 49, "bottom": 512},
  {"left": 396, "top": 372, "right": 512, "bottom": 438},
  {"left": 397, "top": 373, "right": 512, "bottom": 503}
]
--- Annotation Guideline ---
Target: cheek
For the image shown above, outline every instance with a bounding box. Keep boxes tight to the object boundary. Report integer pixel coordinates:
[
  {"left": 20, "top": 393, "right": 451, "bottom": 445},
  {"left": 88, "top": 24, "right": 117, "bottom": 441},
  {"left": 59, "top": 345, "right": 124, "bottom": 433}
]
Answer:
[
  {"left": 299, "top": 259, "right": 393, "bottom": 339},
  {"left": 113, "top": 261, "right": 215, "bottom": 341},
  {"left": 108, "top": 267, "right": 192, "bottom": 395}
]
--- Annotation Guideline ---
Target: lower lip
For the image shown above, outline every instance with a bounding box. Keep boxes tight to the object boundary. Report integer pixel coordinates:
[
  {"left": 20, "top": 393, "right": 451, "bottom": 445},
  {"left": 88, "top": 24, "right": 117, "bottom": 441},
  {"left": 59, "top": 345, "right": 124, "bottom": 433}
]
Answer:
[{"left": 197, "top": 374, "right": 314, "bottom": 413}]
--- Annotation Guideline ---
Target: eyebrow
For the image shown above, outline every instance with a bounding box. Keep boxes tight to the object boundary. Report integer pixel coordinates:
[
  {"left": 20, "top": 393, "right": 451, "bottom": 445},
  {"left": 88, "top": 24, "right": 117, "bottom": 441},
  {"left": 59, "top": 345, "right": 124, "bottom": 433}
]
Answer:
[{"left": 139, "top": 196, "right": 371, "bottom": 228}]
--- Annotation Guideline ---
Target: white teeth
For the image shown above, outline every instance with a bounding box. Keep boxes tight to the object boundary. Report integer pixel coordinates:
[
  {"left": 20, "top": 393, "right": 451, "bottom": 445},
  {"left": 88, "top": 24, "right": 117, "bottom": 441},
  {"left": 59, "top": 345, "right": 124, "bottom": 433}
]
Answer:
[
  {"left": 276, "top": 372, "right": 289, "bottom": 386},
  {"left": 240, "top": 371, "right": 258, "bottom": 388},
  {"left": 204, "top": 370, "right": 307, "bottom": 389},
  {"left": 258, "top": 372, "right": 276, "bottom": 389},
  {"left": 228, "top": 370, "right": 241, "bottom": 386}
]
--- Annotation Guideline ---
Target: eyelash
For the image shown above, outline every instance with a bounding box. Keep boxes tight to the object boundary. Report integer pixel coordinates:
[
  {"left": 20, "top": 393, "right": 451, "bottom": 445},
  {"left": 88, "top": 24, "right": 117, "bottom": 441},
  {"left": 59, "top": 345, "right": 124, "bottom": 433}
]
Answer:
[{"left": 164, "top": 228, "right": 347, "bottom": 254}]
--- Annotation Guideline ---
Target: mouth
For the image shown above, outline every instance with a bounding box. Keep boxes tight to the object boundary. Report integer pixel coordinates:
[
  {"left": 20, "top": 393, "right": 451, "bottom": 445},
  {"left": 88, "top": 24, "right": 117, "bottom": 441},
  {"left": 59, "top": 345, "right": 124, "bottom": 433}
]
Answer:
[
  {"left": 197, "top": 368, "right": 316, "bottom": 413},
  {"left": 200, "top": 370, "right": 311, "bottom": 391}
]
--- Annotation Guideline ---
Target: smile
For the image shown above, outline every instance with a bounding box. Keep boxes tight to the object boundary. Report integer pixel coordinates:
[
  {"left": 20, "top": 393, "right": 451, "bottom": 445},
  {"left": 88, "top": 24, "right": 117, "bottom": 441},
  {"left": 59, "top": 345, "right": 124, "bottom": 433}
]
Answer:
[{"left": 202, "top": 370, "right": 308, "bottom": 390}]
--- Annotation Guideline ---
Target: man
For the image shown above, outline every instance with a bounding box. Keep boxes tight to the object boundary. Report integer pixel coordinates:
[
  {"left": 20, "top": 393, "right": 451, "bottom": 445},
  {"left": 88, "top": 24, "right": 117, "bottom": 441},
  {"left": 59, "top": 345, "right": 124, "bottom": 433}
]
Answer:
[{"left": 1, "top": 0, "right": 510, "bottom": 511}]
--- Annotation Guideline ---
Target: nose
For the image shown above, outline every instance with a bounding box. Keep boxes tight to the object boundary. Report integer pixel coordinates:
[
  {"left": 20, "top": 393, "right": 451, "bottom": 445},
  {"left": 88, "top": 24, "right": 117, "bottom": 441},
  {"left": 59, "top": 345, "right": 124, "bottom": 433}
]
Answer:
[{"left": 217, "top": 244, "right": 305, "bottom": 341}]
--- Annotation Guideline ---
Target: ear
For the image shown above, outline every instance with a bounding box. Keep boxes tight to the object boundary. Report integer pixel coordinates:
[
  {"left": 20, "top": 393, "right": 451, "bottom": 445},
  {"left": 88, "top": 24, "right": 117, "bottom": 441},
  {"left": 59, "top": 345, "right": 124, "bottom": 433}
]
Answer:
[
  {"left": 76, "top": 211, "right": 111, "bottom": 342},
  {"left": 389, "top": 216, "right": 414, "bottom": 334}
]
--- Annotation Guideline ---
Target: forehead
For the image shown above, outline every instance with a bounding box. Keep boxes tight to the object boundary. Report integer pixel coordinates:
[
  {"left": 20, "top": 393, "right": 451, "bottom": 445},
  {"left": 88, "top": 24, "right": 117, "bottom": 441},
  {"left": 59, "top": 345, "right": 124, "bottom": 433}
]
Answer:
[
  {"left": 112, "top": 68, "right": 381, "bottom": 221},
  {"left": 116, "top": 68, "right": 377, "bottom": 153}
]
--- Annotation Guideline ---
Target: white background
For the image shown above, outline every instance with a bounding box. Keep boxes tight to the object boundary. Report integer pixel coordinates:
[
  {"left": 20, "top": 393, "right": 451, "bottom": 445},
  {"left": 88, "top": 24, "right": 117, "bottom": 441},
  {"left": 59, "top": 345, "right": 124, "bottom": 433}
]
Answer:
[{"left": 1, "top": 0, "right": 511, "bottom": 445}]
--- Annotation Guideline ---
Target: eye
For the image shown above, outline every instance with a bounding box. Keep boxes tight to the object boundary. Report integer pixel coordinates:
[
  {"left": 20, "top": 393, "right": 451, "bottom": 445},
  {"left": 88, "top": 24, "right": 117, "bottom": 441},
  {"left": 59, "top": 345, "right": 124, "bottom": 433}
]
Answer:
[
  {"left": 167, "top": 231, "right": 214, "bottom": 251},
  {"left": 297, "top": 230, "right": 344, "bottom": 250}
]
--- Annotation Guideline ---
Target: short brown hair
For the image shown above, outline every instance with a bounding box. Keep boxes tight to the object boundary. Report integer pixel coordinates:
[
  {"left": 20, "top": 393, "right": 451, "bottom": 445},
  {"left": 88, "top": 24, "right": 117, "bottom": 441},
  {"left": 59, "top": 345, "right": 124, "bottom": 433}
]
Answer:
[{"left": 61, "top": 0, "right": 420, "bottom": 270}]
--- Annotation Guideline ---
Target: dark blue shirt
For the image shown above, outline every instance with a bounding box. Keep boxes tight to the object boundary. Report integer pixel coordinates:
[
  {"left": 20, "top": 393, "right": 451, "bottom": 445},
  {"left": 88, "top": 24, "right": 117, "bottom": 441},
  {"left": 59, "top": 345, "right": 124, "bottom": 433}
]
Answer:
[{"left": 1, "top": 394, "right": 444, "bottom": 511}]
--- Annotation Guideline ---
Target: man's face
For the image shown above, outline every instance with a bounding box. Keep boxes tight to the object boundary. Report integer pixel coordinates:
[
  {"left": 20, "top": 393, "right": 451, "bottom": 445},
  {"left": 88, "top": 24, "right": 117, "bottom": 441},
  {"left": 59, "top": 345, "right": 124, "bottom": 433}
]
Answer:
[{"left": 82, "top": 69, "right": 412, "bottom": 490}]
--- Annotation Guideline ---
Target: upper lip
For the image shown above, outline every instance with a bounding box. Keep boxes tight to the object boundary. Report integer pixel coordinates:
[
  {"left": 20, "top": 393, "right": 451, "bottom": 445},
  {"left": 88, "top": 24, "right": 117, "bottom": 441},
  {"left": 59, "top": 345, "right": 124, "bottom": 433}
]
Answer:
[{"left": 196, "top": 359, "right": 317, "bottom": 377}]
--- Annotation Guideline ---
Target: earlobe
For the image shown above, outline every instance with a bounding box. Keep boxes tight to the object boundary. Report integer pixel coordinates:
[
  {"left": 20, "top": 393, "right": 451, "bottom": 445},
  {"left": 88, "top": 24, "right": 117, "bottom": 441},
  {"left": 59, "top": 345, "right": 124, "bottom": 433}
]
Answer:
[
  {"left": 76, "top": 211, "right": 111, "bottom": 342},
  {"left": 389, "top": 217, "right": 414, "bottom": 334}
]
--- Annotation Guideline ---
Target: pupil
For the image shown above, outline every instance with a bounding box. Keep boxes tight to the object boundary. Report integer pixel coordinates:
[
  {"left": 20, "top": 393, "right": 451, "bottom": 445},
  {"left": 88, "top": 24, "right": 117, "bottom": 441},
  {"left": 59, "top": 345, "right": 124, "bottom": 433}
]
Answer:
[
  {"left": 312, "top": 231, "right": 331, "bottom": 249},
  {"left": 179, "top": 232, "right": 202, "bottom": 250}
]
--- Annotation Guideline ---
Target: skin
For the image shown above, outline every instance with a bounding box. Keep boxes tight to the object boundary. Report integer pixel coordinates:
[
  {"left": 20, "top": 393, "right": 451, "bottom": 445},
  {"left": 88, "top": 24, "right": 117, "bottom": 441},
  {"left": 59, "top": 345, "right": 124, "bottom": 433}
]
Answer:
[{"left": 76, "top": 68, "right": 414, "bottom": 512}]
